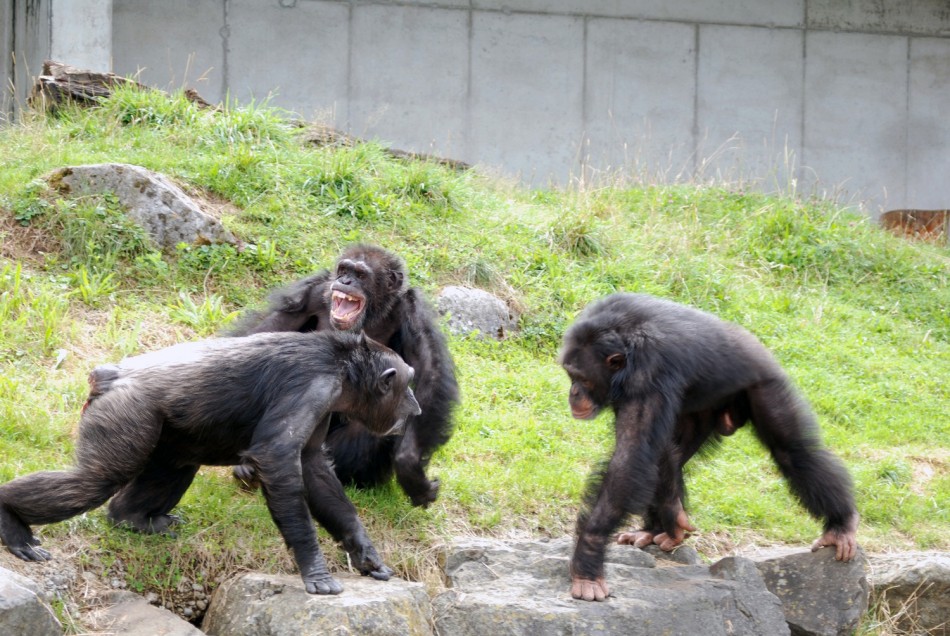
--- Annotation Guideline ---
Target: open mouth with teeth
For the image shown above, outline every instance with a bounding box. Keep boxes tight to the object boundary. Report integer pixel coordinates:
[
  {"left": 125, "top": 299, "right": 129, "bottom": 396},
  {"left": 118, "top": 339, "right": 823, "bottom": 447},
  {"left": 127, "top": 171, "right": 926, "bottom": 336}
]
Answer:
[{"left": 330, "top": 290, "right": 366, "bottom": 330}]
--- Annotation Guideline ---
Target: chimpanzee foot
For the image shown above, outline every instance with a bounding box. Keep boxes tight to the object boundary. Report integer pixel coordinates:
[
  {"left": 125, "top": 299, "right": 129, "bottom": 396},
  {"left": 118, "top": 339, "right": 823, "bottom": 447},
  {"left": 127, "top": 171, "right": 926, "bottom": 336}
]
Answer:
[
  {"left": 617, "top": 529, "right": 657, "bottom": 548},
  {"left": 0, "top": 509, "right": 53, "bottom": 561},
  {"left": 304, "top": 574, "right": 344, "bottom": 595},
  {"left": 109, "top": 513, "right": 181, "bottom": 535},
  {"left": 8, "top": 541, "right": 52, "bottom": 562},
  {"left": 811, "top": 513, "right": 859, "bottom": 562}
]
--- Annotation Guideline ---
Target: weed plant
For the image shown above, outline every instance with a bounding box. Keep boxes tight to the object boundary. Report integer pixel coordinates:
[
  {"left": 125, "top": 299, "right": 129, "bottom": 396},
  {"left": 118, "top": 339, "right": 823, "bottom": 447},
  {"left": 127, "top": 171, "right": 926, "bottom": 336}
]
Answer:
[{"left": 0, "top": 88, "right": 947, "bottom": 631}]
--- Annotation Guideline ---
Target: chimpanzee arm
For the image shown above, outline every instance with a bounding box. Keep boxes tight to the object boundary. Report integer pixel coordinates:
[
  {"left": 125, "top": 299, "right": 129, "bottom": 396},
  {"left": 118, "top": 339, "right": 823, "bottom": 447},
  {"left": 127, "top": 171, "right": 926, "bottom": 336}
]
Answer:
[
  {"left": 391, "top": 290, "right": 460, "bottom": 506},
  {"left": 229, "top": 271, "right": 332, "bottom": 335},
  {"left": 300, "top": 430, "right": 392, "bottom": 581},
  {"left": 571, "top": 394, "right": 679, "bottom": 601}
]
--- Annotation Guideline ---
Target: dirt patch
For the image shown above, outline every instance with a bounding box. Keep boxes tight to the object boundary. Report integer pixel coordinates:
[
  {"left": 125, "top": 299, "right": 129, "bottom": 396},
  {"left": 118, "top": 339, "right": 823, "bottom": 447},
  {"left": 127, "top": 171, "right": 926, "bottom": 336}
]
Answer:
[{"left": 0, "top": 212, "right": 60, "bottom": 265}]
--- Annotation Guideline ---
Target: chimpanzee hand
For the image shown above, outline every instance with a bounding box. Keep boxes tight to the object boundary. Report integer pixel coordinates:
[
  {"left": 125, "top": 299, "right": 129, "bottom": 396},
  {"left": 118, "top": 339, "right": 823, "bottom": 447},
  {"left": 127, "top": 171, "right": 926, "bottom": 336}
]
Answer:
[
  {"left": 571, "top": 576, "right": 610, "bottom": 602},
  {"left": 407, "top": 477, "right": 440, "bottom": 508},
  {"left": 300, "top": 559, "right": 344, "bottom": 595},
  {"left": 348, "top": 543, "right": 393, "bottom": 581},
  {"left": 232, "top": 462, "right": 261, "bottom": 491},
  {"left": 304, "top": 575, "right": 344, "bottom": 595}
]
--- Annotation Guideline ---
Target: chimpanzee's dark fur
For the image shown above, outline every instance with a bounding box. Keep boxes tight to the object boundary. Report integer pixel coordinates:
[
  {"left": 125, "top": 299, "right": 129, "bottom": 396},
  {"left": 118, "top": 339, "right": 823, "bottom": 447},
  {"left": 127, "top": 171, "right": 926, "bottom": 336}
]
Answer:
[
  {"left": 560, "top": 293, "right": 859, "bottom": 601},
  {"left": 0, "top": 331, "right": 420, "bottom": 595},
  {"left": 230, "top": 244, "right": 458, "bottom": 507}
]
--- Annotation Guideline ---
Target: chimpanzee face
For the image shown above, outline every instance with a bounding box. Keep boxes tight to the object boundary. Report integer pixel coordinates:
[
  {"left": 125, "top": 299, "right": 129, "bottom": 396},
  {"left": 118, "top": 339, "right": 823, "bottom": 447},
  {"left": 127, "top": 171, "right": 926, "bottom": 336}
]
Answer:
[
  {"left": 374, "top": 363, "right": 421, "bottom": 435},
  {"left": 347, "top": 341, "right": 421, "bottom": 436},
  {"left": 559, "top": 336, "right": 625, "bottom": 420},
  {"left": 328, "top": 258, "right": 373, "bottom": 331}
]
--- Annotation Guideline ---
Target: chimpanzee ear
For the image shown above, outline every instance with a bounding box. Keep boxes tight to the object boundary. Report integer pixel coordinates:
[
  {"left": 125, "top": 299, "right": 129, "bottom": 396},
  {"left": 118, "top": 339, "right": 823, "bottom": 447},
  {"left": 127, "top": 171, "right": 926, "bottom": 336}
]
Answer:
[
  {"left": 606, "top": 353, "right": 625, "bottom": 371},
  {"left": 378, "top": 368, "right": 397, "bottom": 393},
  {"left": 388, "top": 270, "right": 404, "bottom": 291}
]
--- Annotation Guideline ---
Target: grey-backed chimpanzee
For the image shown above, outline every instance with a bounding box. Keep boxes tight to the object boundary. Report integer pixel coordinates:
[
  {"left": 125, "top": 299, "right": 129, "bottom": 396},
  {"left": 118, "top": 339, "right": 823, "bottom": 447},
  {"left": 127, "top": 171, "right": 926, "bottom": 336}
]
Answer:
[
  {"left": 560, "top": 293, "right": 859, "bottom": 602},
  {"left": 230, "top": 244, "right": 459, "bottom": 507},
  {"left": 0, "top": 331, "right": 420, "bottom": 595}
]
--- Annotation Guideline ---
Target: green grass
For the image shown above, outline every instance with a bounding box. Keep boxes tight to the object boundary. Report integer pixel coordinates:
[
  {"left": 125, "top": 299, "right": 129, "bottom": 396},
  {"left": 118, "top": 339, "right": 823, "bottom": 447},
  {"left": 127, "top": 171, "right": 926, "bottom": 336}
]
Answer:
[{"left": 0, "top": 87, "right": 948, "bottom": 629}]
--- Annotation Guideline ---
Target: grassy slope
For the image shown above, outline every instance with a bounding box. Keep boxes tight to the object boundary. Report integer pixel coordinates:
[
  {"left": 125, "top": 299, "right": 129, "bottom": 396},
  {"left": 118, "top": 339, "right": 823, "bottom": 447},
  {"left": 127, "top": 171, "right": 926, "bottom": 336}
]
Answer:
[{"left": 0, "top": 89, "right": 947, "bottom": 623}]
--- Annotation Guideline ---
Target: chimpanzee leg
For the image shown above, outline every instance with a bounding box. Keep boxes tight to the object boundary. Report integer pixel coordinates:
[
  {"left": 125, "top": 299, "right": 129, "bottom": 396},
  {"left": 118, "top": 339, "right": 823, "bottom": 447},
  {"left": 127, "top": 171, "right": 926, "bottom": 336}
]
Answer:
[
  {"left": 618, "top": 440, "right": 694, "bottom": 550},
  {"left": 0, "top": 402, "right": 162, "bottom": 561},
  {"left": 747, "top": 379, "right": 859, "bottom": 560},
  {"left": 108, "top": 447, "right": 199, "bottom": 534},
  {"left": 249, "top": 446, "right": 342, "bottom": 595},
  {"left": 300, "top": 434, "right": 392, "bottom": 581}
]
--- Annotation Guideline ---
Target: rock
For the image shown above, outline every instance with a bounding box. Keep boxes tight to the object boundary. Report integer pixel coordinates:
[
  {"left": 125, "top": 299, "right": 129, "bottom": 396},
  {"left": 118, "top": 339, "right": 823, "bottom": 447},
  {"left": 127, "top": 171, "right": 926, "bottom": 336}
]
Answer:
[
  {"left": 0, "top": 566, "right": 62, "bottom": 636},
  {"left": 47, "top": 163, "right": 237, "bottom": 250},
  {"left": 435, "top": 286, "right": 517, "bottom": 340},
  {"left": 640, "top": 542, "right": 703, "bottom": 565},
  {"left": 85, "top": 590, "right": 203, "bottom": 636},
  {"left": 433, "top": 538, "right": 789, "bottom": 636},
  {"left": 751, "top": 547, "right": 869, "bottom": 636},
  {"left": 202, "top": 572, "right": 433, "bottom": 636},
  {"left": 867, "top": 551, "right": 950, "bottom": 636}
]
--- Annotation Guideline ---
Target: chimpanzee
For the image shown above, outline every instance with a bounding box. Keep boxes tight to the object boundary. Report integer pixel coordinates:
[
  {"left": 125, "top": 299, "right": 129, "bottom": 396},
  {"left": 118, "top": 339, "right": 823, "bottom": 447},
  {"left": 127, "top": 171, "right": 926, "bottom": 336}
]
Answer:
[
  {"left": 0, "top": 331, "right": 420, "bottom": 595},
  {"left": 230, "top": 244, "right": 458, "bottom": 507},
  {"left": 559, "top": 293, "right": 859, "bottom": 602}
]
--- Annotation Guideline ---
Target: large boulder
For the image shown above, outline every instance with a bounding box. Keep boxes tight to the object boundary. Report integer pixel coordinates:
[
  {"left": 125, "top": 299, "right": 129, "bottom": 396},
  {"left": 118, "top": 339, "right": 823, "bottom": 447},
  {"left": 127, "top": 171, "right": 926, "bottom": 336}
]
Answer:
[
  {"left": 202, "top": 572, "right": 432, "bottom": 636},
  {"left": 0, "top": 566, "right": 61, "bottom": 636},
  {"left": 435, "top": 286, "right": 518, "bottom": 340},
  {"left": 867, "top": 551, "right": 950, "bottom": 635},
  {"left": 47, "top": 163, "right": 237, "bottom": 250},
  {"left": 433, "top": 537, "right": 789, "bottom": 636},
  {"left": 751, "top": 547, "right": 869, "bottom": 636}
]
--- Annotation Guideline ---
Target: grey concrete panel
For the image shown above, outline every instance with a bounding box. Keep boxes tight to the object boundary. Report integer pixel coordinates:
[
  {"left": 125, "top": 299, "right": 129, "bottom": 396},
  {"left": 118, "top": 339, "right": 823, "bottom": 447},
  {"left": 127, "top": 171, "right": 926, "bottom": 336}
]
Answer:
[
  {"left": 229, "top": 0, "right": 349, "bottom": 122},
  {"left": 472, "top": 0, "right": 804, "bottom": 28},
  {"left": 112, "top": 0, "right": 225, "bottom": 101},
  {"left": 803, "top": 31, "right": 908, "bottom": 212},
  {"left": 584, "top": 19, "right": 696, "bottom": 182},
  {"left": 12, "top": 0, "right": 51, "bottom": 104},
  {"left": 807, "top": 0, "right": 950, "bottom": 36},
  {"left": 470, "top": 11, "right": 585, "bottom": 184},
  {"left": 350, "top": 4, "right": 469, "bottom": 157},
  {"left": 907, "top": 37, "right": 950, "bottom": 210},
  {"left": 1, "top": 0, "right": 12, "bottom": 118},
  {"left": 697, "top": 25, "right": 803, "bottom": 191},
  {"left": 50, "top": 0, "right": 112, "bottom": 72}
]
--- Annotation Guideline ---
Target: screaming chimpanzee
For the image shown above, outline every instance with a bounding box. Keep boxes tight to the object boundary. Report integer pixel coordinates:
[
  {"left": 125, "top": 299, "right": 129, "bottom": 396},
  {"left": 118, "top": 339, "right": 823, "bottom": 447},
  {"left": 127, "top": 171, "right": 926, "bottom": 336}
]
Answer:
[
  {"left": 0, "top": 331, "right": 420, "bottom": 595},
  {"left": 230, "top": 244, "right": 459, "bottom": 507},
  {"left": 560, "top": 293, "right": 859, "bottom": 602}
]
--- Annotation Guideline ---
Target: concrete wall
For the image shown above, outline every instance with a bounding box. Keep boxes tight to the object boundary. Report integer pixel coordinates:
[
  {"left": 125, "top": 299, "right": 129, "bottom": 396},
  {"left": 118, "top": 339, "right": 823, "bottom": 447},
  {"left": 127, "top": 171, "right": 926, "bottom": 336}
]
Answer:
[
  {"left": 5, "top": 0, "right": 950, "bottom": 214},
  {"left": 1, "top": 0, "right": 111, "bottom": 116}
]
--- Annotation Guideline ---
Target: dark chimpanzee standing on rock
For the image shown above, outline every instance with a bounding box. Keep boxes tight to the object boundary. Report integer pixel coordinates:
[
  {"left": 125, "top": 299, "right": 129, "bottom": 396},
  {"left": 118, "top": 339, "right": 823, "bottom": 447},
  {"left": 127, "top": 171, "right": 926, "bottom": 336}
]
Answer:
[
  {"left": 559, "top": 293, "right": 859, "bottom": 602},
  {"left": 230, "top": 244, "right": 459, "bottom": 507},
  {"left": 0, "top": 331, "right": 420, "bottom": 595}
]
